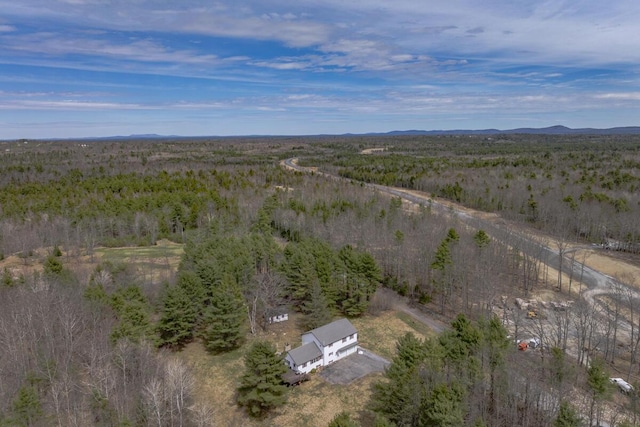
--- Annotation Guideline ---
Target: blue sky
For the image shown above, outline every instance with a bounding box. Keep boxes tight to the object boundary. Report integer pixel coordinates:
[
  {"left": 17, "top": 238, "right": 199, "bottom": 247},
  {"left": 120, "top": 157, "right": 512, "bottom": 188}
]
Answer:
[{"left": 1, "top": 1, "right": 639, "bottom": 138}]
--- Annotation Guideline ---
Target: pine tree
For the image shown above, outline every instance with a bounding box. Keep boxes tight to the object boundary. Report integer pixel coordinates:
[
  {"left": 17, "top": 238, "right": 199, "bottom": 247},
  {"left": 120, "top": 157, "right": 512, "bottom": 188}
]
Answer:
[
  {"left": 478, "top": 316, "right": 510, "bottom": 421},
  {"left": 328, "top": 411, "right": 360, "bottom": 427},
  {"left": 301, "top": 282, "right": 333, "bottom": 331},
  {"left": 109, "top": 285, "right": 155, "bottom": 344},
  {"left": 11, "top": 385, "right": 42, "bottom": 427},
  {"left": 202, "top": 281, "right": 246, "bottom": 353},
  {"left": 370, "top": 333, "right": 428, "bottom": 426},
  {"left": 157, "top": 284, "right": 198, "bottom": 348},
  {"left": 439, "top": 314, "right": 482, "bottom": 383},
  {"left": 554, "top": 401, "right": 583, "bottom": 427},
  {"left": 237, "top": 341, "right": 288, "bottom": 417},
  {"left": 421, "top": 383, "right": 465, "bottom": 427},
  {"left": 586, "top": 357, "right": 611, "bottom": 426},
  {"left": 336, "top": 245, "right": 381, "bottom": 316},
  {"left": 431, "top": 238, "right": 454, "bottom": 313},
  {"left": 473, "top": 230, "right": 491, "bottom": 249},
  {"left": 445, "top": 227, "right": 460, "bottom": 243},
  {"left": 175, "top": 270, "right": 207, "bottom": 316},
  {"left": 282, "top": 243, "right": 317, "bottom": 303}
]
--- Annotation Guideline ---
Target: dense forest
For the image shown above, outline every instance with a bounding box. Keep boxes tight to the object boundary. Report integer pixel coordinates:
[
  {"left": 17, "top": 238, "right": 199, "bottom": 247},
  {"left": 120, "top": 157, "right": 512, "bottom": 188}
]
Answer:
[{"left": 0, "top": 135, "right": 639, "bottom": 426}]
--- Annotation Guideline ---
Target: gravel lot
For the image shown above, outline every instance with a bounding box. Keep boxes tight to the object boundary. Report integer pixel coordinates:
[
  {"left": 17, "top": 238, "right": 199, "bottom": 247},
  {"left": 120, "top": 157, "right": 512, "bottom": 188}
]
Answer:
[{"left": 319, "top": 347, "right": 390, "bottom": 385}]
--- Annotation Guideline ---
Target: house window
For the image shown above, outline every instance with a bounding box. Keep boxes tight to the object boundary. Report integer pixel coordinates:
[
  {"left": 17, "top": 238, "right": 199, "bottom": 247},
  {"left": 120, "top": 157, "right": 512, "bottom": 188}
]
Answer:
[
  {"left": 302, "top": 363, "right": 307, "bottom": 368},
  {"left": 329, "top": 352, "right": 333, "bottom": 357},
  {"left": 349, "top": 334, "right": 355, "bottom": 340},
  {"left": 342, "top": 338, "right": 346, "bottom": 343}
]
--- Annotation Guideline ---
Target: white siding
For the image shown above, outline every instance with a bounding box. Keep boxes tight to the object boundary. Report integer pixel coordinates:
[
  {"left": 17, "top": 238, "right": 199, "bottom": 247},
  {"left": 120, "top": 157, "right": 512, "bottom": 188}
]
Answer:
[
  {"left": 269, "top": 313, "right": 289, "bottom": 323},
  {"left": 284, "top": 352, "right": 322, "bottom": 374},
  {"left": 268, "top": 313, "right": 288, "bottom": 323},
  {"left": 301, "top": 331, "right": 358, "bottom": 367}
]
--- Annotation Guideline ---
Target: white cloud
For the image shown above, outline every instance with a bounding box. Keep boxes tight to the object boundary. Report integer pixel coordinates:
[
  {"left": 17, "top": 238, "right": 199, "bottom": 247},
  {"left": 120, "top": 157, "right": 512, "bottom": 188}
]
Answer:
[
  {"left": 4, "top": 32, "right": 220, "bottom": 65},
  {"left": 251, "top": 59, "right": 310, "bottom": 70},
  {"left": 3, "top": 1, "right": 640, "bottom": 67},
  {"left": 594, "top": 92, "right": 640, "bottom": 101},
  {"left": 0, "top": 100, "right": 149, "bottom": 110}
]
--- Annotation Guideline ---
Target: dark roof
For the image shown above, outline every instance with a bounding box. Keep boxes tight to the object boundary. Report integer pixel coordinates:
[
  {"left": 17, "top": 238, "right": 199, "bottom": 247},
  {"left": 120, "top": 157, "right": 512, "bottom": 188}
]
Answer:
[
  {"left": 265, "top": 306, "right": 289, "bottom": 317},
  {"left": 282, "top": 369, "right": 310, "bottom": 385},
  {"left": 287, "top": 341, "right": 322, "bottom": 365},
  {"left": 305, "top": 318, "right": 357, "bottom": 346}
]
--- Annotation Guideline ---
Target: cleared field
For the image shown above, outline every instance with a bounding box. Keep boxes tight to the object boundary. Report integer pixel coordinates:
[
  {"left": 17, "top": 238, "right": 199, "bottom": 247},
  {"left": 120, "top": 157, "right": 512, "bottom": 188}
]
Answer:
[{"left": 181, "top": 309, "right": 432, "bottom": 426}]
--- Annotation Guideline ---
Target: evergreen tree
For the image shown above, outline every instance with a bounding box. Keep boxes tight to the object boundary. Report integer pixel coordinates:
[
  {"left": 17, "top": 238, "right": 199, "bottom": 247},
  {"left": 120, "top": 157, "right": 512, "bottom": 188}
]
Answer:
[
  {"left": 157, "top": 284, "right": 198, "bottom": 348},
  {"left": 194, "top": 235, "right": 253, "bottom": 293},
  {"left": 586, "top": 357, "right": 611, "bottom": 426},
  {"left": 439, "top": 314, "right": 481, "bottom": 383},
  {"left": 328, "top": 411, "right": 360, "bottom": 427},
  {"left": 43, "top": 254, "right": 75, "bottom": 284},
  {"left": 554, "top": 401, "right": 583, "bottom": 427},
  {"left": 43, "top": 254, "right": 64, "bottom": 276},
  {"left": 478, "top": 316, "right": 511, "bottom": 422},
  {"left": 109, "top": 285, "right": 155, "bottom": 344},
  {"left": 247, "top": 232, "right": 279, "bottom": 274},
  {"left": 473, "top": 230, "right": 491, "bottom": 249},
  {"left": 175, "top": 269, "right": 207, "bottom": 317},
  {"left": 445, "top": 227, "right": 460, "bottom": 243},
  {"left": 202, "top": 279, "right": 246, "bottom": 353},
  {"left": 11, "top": 384, "right": 42, "bottom": 427},
  {"left": 421, "top": 382, "right": 465, "bottom": 427},
  {"left": 282, "top": 242, "right": 318, "bottom": 303},
  {"left": 431, "top": 238, "right": 453, "bottom": 313},
  {"left": 237, "top": 341, "right": 288, "bottom": 418},
  {"left": 2, "top": 267, "right": 14, "bottom": 287},
  {"left": 301, "top": 281, "right": 333, "bottom": 331},
  {"left": 337, "top": 245, "right": 381, "bottom": 316},
  {"left": 370, "top": 333, "right": 429, "bottom": 426}
]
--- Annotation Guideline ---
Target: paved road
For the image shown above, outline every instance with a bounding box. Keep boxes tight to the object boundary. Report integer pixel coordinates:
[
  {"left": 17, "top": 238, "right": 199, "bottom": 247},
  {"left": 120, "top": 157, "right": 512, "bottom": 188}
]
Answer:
[{"left": 282, "top": 158, "right": 639, "bottom": 333}]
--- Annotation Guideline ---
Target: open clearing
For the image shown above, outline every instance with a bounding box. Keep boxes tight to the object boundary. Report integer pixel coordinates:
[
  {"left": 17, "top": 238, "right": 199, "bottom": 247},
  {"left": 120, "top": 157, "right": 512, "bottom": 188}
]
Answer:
[
  {"left": 181, "top": 310, "right": 432, "bottom": 426},
  {"left": 0, "top": 238, "right": 184, "bottom": 286}
]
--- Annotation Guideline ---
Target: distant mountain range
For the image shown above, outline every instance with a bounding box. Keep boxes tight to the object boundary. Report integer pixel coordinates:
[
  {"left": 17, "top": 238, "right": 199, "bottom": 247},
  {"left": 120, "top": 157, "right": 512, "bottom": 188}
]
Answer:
[
  {"left": 93, "top": 126, "right": 640, "bottom": 139},
  {"left": 372, "top": 125, "right": 640, "bottom": 136},
  {"left": 7, "top": 126, "right": 640, "bottom": 142}
]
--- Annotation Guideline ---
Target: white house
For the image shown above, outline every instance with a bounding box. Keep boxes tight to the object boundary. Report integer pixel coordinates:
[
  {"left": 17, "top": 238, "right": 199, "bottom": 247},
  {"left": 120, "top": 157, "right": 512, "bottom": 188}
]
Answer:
[{"left": 285, "top": 318, "right": 358, "bottom": 374}]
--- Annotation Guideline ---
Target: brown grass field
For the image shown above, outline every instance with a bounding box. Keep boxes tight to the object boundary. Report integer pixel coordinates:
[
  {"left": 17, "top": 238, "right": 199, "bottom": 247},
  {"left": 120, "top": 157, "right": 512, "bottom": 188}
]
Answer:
[{"left": 180, "top": 310, "right": 434, "bottom": 426}]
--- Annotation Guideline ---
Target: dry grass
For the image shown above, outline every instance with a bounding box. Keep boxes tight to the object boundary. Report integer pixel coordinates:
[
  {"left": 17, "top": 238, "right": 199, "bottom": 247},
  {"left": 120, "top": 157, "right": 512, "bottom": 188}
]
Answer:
[
  {"left": 180, "top": 309, "right": 428, "bottom": 427},
  {"left": 0, "top": 239, "right": 184, "bottom": 287},
  {"left": 94, "top": 239, "right": 183, "bottom": 284},
  {"left": 180, "top": 343, "right": 251, "bottom": 426},
  {"left": 352, "top": 311, "right": 432, "bottom": 359}
]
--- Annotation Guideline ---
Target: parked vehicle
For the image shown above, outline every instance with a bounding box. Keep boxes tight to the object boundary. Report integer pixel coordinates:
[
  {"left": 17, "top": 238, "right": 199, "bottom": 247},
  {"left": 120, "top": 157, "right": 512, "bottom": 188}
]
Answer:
[{"left": 609, "top": 377, "right": 634, "bottom": 394}]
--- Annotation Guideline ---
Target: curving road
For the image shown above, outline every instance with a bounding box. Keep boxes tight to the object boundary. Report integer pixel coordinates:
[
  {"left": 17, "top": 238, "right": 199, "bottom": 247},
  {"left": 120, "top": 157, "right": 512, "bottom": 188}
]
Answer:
[{"left": 282, "top": 157, "right": 640, "bottom": 334}]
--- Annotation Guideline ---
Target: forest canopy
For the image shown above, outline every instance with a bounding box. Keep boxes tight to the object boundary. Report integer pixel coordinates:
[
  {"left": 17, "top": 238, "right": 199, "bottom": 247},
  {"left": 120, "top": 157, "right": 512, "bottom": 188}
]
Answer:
[{"left": 1, "top": 135, "right": 639, "bottom": 426}]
